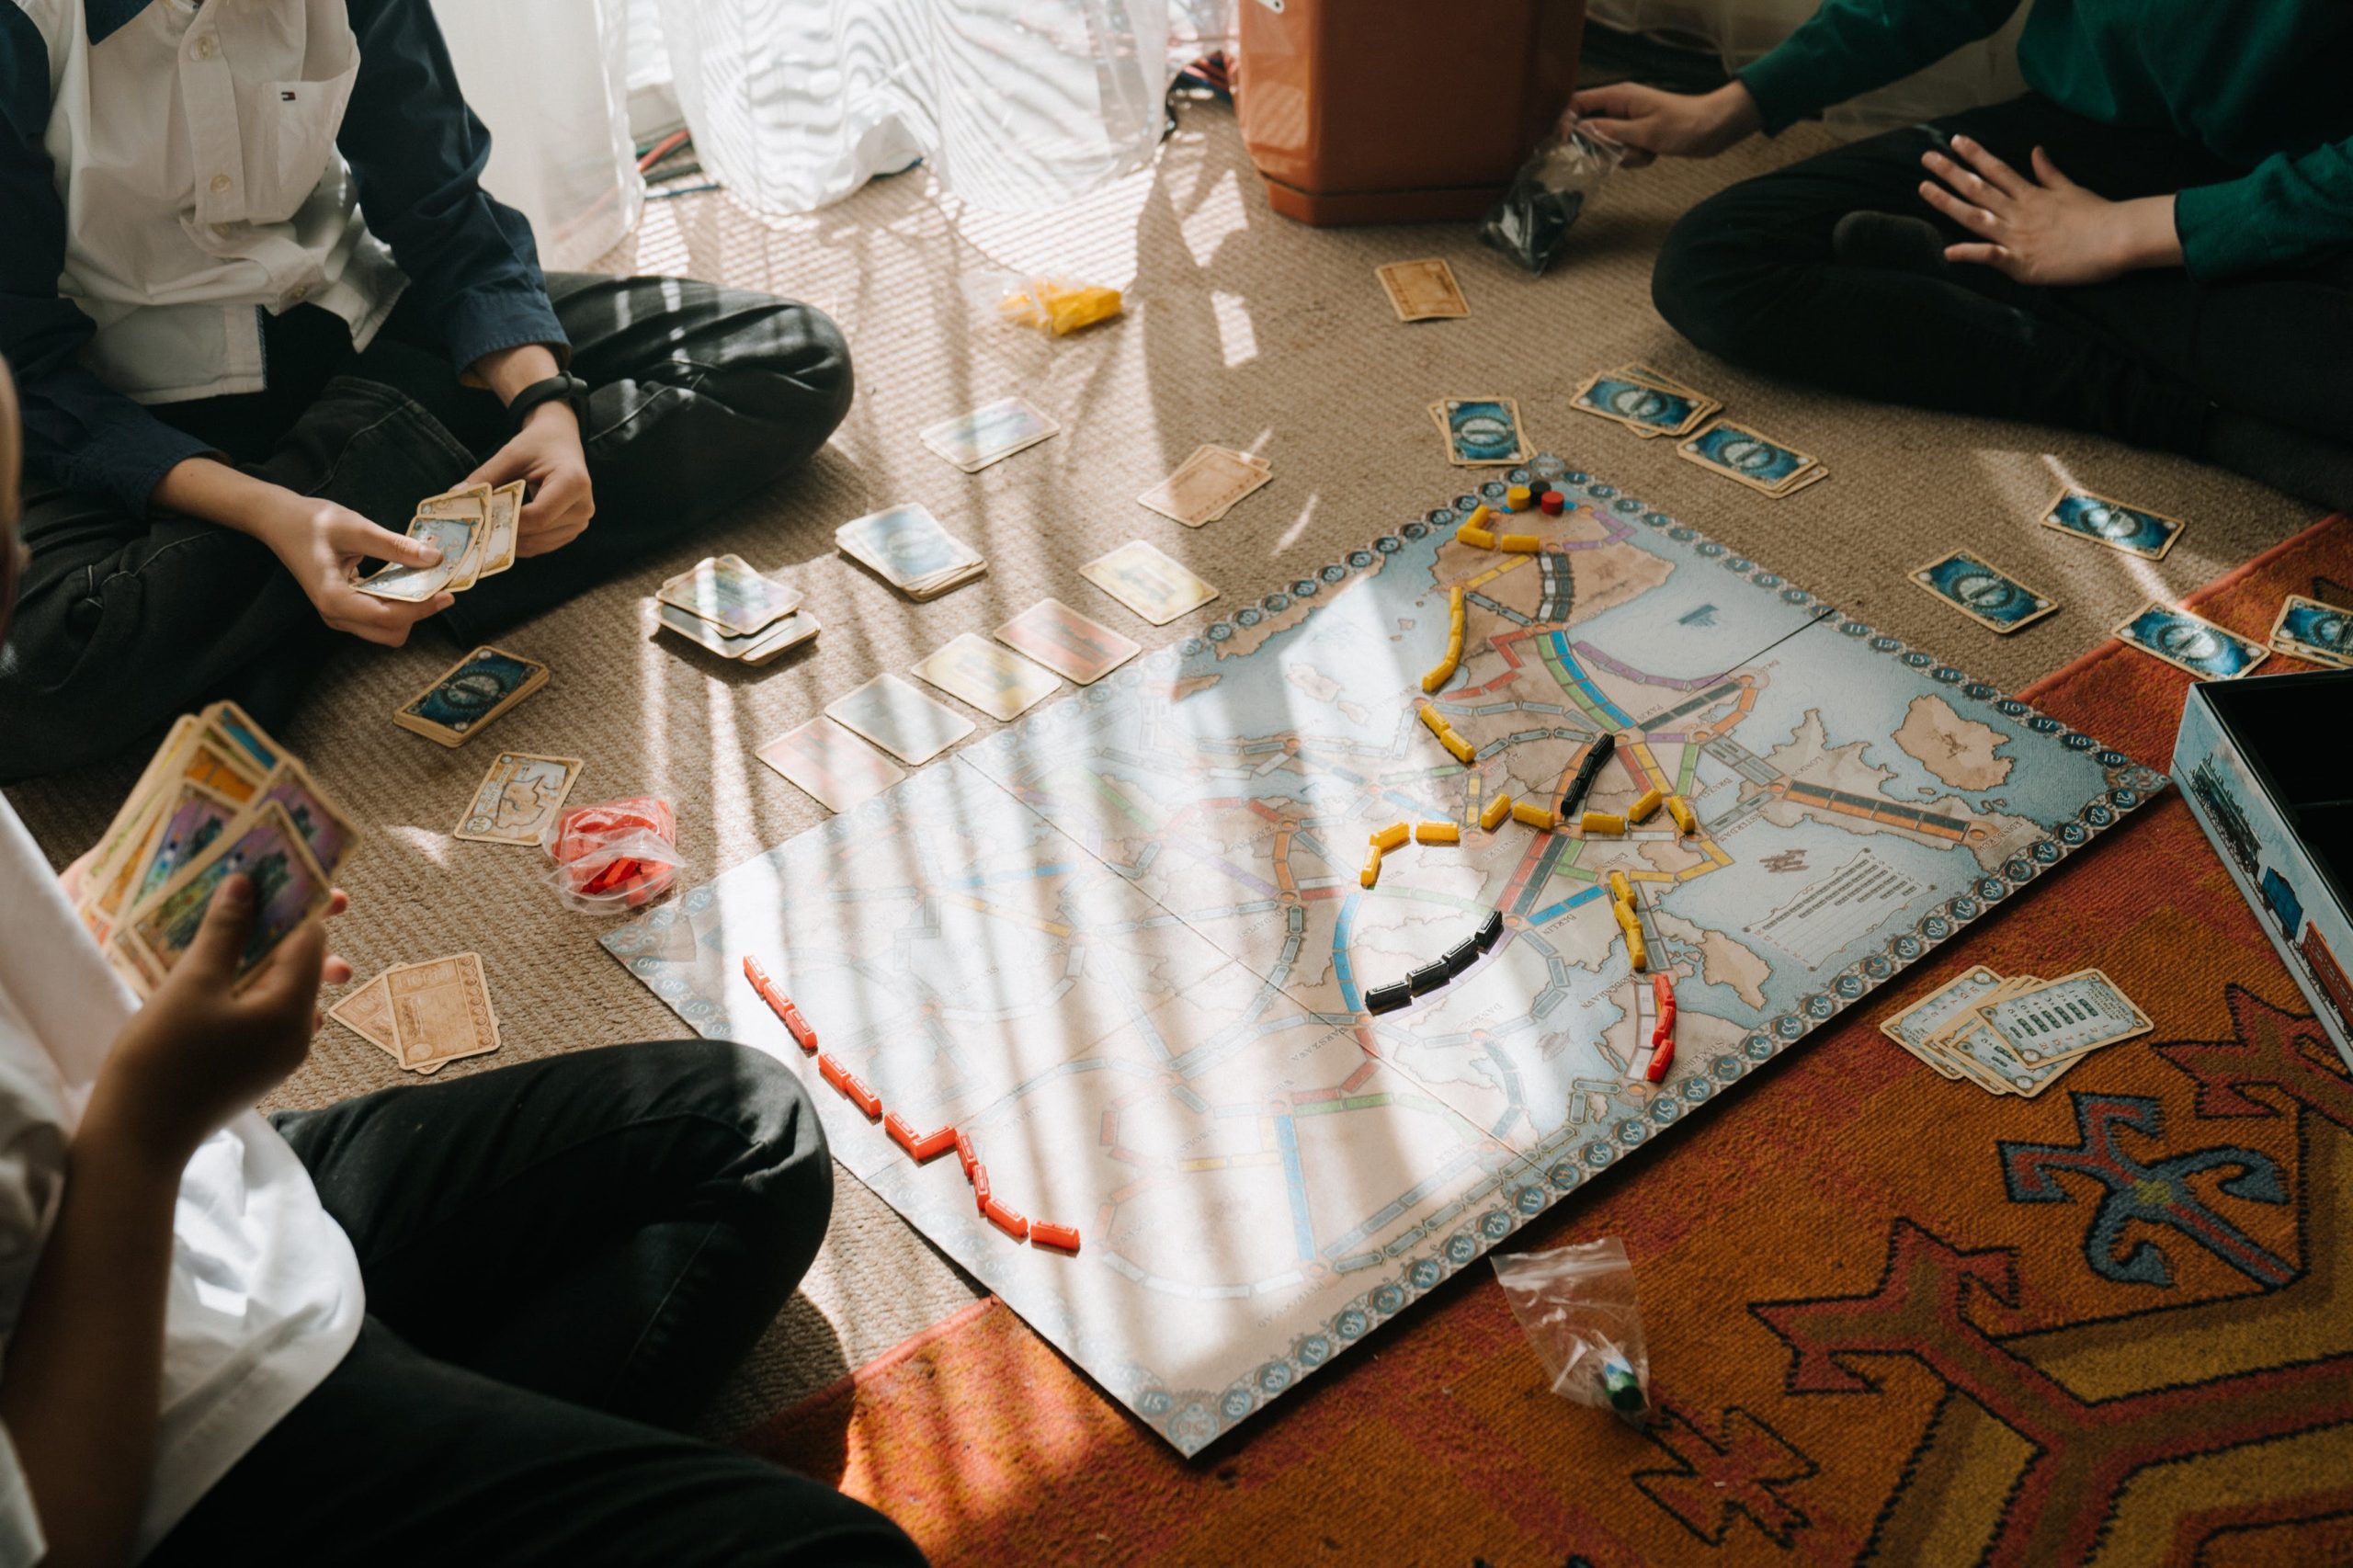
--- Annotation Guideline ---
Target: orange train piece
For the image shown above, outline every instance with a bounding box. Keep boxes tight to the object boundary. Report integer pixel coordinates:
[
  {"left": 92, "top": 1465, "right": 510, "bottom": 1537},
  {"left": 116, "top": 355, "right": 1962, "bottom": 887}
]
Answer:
[
  {"left": 884, "top": 1112, "right": 921, "bottom": 1155},
  {"left": 1646, "top": 973, "right": 1677, "bottom": 1083},
  {"left": 839, "top": 1072, "right": 881, "bottom": 1119},
  {"left": 955, "top": 1131, "right": 979, "bottom": 1176},
  {"left": 1029, "top": 1221, "right": 1082, "bottom": 1253},
  {"left": 910, "top": 1126, "right": 959, "bottom": 1162},
  {"left": 972, "top": 1164, "right": 992, "bottom": 1213},
  {"left": 983, "top": 1197, "right": 1030, "bottom": 1240}
]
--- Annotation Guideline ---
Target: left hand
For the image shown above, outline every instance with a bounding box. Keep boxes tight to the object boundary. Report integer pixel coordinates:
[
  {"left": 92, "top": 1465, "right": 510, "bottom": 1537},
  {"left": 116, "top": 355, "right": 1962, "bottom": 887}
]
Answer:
[
  {"left": 460, "top": 403, "right": 595, "bottom": 558},
  {"left": 1917, "top": 135, "right": 2181, "bottom": 287}
]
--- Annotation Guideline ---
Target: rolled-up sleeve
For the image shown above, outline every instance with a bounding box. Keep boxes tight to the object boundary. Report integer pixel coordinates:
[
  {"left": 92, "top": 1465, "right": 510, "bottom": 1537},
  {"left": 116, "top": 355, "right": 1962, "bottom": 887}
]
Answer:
[
  {"left": 336, "top": 0, "right": 567, "bottom": 380},
  {"left": 1, "top": 5, "right": 219, "bottom": 516},
  {"left": 2174, "top": 138, "right": 2353, "bottom": 280}
]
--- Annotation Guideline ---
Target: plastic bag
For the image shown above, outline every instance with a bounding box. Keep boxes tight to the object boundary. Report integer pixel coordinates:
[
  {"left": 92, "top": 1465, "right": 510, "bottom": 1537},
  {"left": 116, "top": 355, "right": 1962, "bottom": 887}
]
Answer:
[
  {"left": 961, "top": 270, "right": 1124, "bottom": 336},
  {"left": 1477, "top": 119, "right": 1628, "bottom": 277},
  {"left": 541, "top": 796, "right": 682, "bottom": 914},
  {"left": 1492, "top": 1236, "right": 1651, "bottom": 1422}
]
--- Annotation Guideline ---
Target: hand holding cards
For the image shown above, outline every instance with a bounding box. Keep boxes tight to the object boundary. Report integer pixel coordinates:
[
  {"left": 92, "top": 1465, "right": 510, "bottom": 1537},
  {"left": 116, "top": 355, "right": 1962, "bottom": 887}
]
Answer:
[
  {"left": 76, "top": 701, "right": 354, "bottom": 997},
  {"left": 356, "top": 481, "right": 526, "bottom": 601}
]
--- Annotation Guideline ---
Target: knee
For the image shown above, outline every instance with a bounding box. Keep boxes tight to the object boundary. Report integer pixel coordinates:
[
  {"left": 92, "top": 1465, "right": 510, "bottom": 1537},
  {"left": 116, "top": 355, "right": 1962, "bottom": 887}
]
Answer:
[
  {"left": 709, "top": 1040, "right": 835, "bottom": 1232},
  {"left": 703, "top": 289, "right": 856, "bottom": 449},
  {"left": 1650, "top": 185, "right": 1775, "bottom": 361}
]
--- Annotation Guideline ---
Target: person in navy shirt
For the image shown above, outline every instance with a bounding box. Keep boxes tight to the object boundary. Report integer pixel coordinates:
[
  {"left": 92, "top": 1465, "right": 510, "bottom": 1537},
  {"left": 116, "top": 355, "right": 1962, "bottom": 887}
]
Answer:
[{"left": 0, "top": 0, "right": 854, "bottom": 782}]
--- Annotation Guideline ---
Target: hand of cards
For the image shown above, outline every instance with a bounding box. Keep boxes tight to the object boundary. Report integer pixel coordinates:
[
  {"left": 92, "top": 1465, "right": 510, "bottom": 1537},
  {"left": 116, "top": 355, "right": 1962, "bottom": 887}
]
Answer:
[
  {"left": 654, "top": 554, "right": 820, "bottom": 664},
  {"left": 1880, "top": 964, "right": 2151, "bottom": 1096},
  {"left": 76, "top": 701, "right": 355, "bottom": 996},
  {"left": 356, "top": 481, "right": 527, "bottom": 603}
]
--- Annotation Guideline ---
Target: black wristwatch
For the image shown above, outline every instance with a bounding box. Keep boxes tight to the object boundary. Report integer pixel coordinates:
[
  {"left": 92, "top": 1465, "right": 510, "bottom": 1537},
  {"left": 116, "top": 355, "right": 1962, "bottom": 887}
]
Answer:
[{"left": 507, "top": 372, "right": 591, "bottom": 433}]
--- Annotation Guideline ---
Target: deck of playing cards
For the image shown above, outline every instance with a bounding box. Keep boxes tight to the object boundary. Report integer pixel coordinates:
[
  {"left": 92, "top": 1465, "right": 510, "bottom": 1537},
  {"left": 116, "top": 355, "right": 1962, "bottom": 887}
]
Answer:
[
  {"left": 393, "top": 645, "right": 550, "bottom": 745},
  {"left": 1430, "top": 396, "right": 1529, "bottom": 468},
  {"left": 2267, "top": 594, "right": 2353, "bottom": 668},
  {"left": 1137, "top": 445, "right": 1272, "bottom": 528},
  {"left": 1880, "top": 965, "right": 2151, "bottom": 1096},
  {"left": 2113, "top": 602, "right": 2270, "bottom": 680},
  {"left": 330, "top": 953, "right": 502, "bottom": 1074},
  {"left": 356, "top": 481, "right": 527, "bottom": 602},
  {"left": 1677, "top": 418, "right": 1829, "bottom": 497},
  {"left": 654, "top": 554, "right": 820, "bottom": 665},
  {"left": 836, "top": 505, "right": 986, "bottom": 600},
  {"left": 1571, "top": 361, "right": 1722, "bottom": 441},
  {"left": 74, "top": 701, "right": 357, "bottom": 996}
]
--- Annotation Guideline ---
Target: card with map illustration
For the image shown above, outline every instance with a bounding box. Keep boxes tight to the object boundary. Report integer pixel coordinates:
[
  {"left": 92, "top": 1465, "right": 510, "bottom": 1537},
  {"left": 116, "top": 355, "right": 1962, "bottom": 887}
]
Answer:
[{"left": 454, "top": 752, "right": 583, "bottom": 845}]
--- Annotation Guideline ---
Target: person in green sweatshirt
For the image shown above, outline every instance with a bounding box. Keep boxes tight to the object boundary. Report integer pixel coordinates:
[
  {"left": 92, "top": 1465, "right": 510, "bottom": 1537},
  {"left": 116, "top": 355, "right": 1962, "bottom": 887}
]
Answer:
[{"left": 1570, "top": 0, "right": 2353, "bottom": 509}]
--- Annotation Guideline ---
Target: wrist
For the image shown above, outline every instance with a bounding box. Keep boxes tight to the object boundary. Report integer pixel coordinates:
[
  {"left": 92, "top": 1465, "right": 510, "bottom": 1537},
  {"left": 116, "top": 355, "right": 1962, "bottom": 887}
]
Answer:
[
  {"left": 1711, "top": 80, "right": 1762, "bottom": 141},
  {"left": 75, "top": 1084, "right": 203, "bottom": 1183},
  {"left": 2117, "top": 194, "right": 2186, "bottom": 272},
  {"left": 472, "top": 344, "right": 564, "bottom": 404}
]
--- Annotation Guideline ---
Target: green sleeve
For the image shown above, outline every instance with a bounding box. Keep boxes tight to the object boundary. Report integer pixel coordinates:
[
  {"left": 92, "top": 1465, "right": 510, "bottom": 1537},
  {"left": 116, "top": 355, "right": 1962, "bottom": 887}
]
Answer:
[
  {"left": 1736, "top": 0, "right": 2024, "bottom": 135},
  {"left": 2175, "top": 140, "right": 2353, "bottom": 279}
]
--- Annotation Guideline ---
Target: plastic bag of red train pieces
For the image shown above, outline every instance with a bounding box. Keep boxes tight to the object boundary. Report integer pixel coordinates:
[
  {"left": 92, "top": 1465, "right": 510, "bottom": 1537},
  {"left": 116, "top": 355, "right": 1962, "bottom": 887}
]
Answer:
[
  {"left": 540, "top": 796, "right": 682, "bottom": 914},
  {"left": 1478, "top": 117, "right": 1628, "bottom": 277},
  {"left": 1492, "top": 1235, "right": 1653, "bottom": 1425}
]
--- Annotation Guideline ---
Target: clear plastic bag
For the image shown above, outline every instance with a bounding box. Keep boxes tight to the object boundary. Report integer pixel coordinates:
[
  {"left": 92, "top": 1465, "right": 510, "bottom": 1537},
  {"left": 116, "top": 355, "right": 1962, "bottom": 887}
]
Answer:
[
  {"left": 541, "top": 796, "right": 682, "bottom": 914},
  {"left": 1477, "top": 119, "right": 1628, "bottom": 277},
  {"left": 961, "top": 269, "right": 1124, "bottom": 336},
  {"left": 1492, "top": 1236, "right": 1652, "bottom": 1422}
]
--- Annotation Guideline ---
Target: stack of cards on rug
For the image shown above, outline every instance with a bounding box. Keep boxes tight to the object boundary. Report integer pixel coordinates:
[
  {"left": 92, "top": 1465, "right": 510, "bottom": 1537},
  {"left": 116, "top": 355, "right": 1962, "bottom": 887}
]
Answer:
[
  {"left": 1080, "top": 540, "right": 1219, "bottom": 625},
  {"left": 2266, "top": 594, "right": 2353, "bottom": 668},
  {"left": 1138, "top": 445, "right": 1272, "bottom": 527},
  {"left": 919, "top": 396, "right": 1059, "bottom": 473},
  {"left": 392, "top": 645, "right": 549, "bottom": 745},
  {"left": 454, "top": 752, "right": 583, "bottom": 845},
  {"left": 1429, "top": 396, "right": 1530, "bottom": 468},
  {"left": 2113, "top": 603, "right": 2269, "bottom": 680},
  {"left": 1570, "top": 361, "right": 1721, "bottom": 441},
  {"left": 2040, "top": 486, "right": 2182, "bottom": 561},
  {"left": 74, "top": 701, "right": 355, "bottom": 996},
  {"left": 1374, "top": 258, "right": 1470, "bottom": 322},
  {"left": 1676, "top": 418, "right": 1829, "bottom": 497},
  {"left": 1881, "top": 965, "right": 2152, "bottom": 1096},
  {"left": 329, "top": 953, "right": 501, "bottom": 1074},
  {"left": 1910, "top": 549, "right": 2059, "bottom": 636},
  {"left": 356, "top": 481, "right": 527, "bottom": 603},
  {"left": 654, "top": 553, "right": 819, "bottom": 665},
  {"left": 836, "top": 505, "right": 986, "bottom": 600}
]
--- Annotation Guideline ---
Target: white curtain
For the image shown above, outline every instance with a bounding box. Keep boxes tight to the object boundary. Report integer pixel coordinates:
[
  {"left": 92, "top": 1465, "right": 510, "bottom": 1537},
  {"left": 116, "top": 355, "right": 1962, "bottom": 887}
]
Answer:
[
  {"left": 655, "top": 0, "right": 1232, "bottom": 214},
  {"left": 1588, "top": 0, "right": 2031, "bottom": 137},
  {"left": 430, "top": 0, "right": 643, "bottom": 268}
]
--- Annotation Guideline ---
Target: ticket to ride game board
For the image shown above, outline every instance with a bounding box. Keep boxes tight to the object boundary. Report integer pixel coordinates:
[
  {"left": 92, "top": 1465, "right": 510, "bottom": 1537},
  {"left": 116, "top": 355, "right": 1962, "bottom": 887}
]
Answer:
[{"left": 605, "top": 456, "right": 2163, "bottom": 1454}]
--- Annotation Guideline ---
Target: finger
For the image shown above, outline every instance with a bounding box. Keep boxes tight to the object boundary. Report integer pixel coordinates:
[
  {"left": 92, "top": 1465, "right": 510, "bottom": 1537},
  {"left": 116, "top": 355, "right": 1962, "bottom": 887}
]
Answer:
[
  {"left": 1943, "top": 242, "right": 2013, "bottom": 271},
  {"left": 244, "top": 917, "right": 328, "bottom": 1017},
  {"left": 334, "top": 591, "right": 455, "bottom": 647},
  {"left": 1917, "top": 180, "right": 2000, "bottom": 238},
  {"left": 182, "top": 874, "right": 259, "bottom": 979},
  {"left": 460, "top": 443, "right": 529, "bottom": 493},
  {"left": 349, "top": 518, "right": 443, "bottom": 568},
  {"left": 1617, "top": 146, "right": 1658, "bottom": 170},
  {"left": 324, "top": 952, "right": 354, "bottom": 986},
  {"left": 1568, "top": 85, "right": 1649, "bottom": 120},
  {"left": 327, "top": 888, "right": 350, "bottom": 919},
  {"left": 2029, "top": 146, "right": 2077, "bottom": 190},
  {"left": 1949, "top": 134, "right": 2030, "bottom": 198},
  {"left": 1921, "top": 149, "right": 2007, "bottom": 212},
  {"left": 515, "top": 520, "right": 589, "bottom": 559}
]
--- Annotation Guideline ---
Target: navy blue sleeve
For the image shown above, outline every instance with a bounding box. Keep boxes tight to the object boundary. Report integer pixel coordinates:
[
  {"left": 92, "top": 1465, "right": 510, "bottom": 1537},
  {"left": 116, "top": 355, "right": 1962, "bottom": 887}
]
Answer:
[
  {"left": 336, "top": 0, "right": 568, "bottom": 380},
  {"left": 1, "top": 6, "right": 218, "bottom": 517}
]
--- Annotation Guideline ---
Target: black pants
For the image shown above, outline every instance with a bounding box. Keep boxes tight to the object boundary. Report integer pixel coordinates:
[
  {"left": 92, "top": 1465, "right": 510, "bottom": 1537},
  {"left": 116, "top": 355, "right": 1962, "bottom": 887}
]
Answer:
[
  {"left": 1652, "top": 94, "right": 2353, "bottom": 485},
  {"left": 0, "top": 273, "right": 852, "bottom": 783},
  {"left": 148, "top": 1040, "right": 925, "bottom": 1567}
]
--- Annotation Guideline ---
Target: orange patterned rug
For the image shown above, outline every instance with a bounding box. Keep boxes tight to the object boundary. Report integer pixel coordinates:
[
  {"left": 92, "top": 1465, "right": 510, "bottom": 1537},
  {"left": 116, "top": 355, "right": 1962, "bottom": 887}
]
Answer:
[{"left": 743, "top": 517, "right": 2353, "bottom": 1567}]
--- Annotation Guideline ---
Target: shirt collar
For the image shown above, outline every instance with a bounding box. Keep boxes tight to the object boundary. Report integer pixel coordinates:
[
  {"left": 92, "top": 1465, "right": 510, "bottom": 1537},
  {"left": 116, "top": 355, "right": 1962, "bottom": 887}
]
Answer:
[{"left": 86, "top": 0, "right": 156, "bottom": 46}]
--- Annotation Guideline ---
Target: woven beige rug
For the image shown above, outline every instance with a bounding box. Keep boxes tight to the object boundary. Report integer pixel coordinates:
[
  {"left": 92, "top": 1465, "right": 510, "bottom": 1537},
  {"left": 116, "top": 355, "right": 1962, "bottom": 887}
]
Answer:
[{"left": 6, "top": 102, "right": 2315, "bottom": 1437}]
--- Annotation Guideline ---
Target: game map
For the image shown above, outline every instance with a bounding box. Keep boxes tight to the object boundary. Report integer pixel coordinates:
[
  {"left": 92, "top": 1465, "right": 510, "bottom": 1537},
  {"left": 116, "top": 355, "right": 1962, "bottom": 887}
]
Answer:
[{"left": 605, "top": 456, "right": 2165, "bottom": 1454}]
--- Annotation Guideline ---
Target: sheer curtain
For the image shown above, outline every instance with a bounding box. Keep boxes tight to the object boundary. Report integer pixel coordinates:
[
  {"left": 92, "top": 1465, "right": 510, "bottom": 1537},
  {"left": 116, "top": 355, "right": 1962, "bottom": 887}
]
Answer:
[
  {"left": 656, "top": 0, "right": 1232, "bottom": 214},
  {"left": 1588, "top": 0, "right": 2030, "bottom": 137}
]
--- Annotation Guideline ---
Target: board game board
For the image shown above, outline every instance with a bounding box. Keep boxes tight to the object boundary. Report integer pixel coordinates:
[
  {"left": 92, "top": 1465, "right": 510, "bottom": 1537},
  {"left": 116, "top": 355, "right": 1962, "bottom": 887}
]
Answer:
[{"left": 604, "top": 456, "right": 2164, "bottom": 1454}]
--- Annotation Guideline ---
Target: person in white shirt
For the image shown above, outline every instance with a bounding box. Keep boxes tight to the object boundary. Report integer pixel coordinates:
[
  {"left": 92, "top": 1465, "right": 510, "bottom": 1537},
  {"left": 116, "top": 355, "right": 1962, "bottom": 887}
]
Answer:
[
  {"left": 0, "top": 361, "right": 918, "bottom": 1565},
  {"left": 0, "top": 0, "right": 854, "bottom": 784}
]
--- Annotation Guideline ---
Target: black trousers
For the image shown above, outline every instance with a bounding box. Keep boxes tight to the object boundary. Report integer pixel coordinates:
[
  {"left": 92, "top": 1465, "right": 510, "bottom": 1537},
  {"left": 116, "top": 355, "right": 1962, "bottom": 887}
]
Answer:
[
  {"left": 148, "top": 1040, "right": 925, "bottom": 1567},
  {"left": 0, "top": 273, "right": 853, "bottom": 783},
  {"left": 1651, "top": 94, "right": 2353, "bottom": 477}
]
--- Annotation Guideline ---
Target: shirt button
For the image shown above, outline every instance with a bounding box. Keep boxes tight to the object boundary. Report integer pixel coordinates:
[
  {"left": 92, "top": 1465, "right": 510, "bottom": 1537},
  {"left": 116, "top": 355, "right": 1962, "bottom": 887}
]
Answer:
[
  {"left": 210, "top": 174, "right": 232, "bottom": 193},
  {"left": 192, "top": 35, "right": 216, "bottom": 58}
]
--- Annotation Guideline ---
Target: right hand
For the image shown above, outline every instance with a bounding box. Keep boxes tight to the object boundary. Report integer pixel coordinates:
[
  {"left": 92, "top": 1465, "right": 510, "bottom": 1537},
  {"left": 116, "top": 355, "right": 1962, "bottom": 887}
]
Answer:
[
  {"left": 259, "top": 493, "right": 454, "bottom": 647},
  {"left": 85, "top": 877, "right": 346, "bottom": 1165},
  {"left": 1565, "top": 81, "right": 1762, "bottom": 167}
]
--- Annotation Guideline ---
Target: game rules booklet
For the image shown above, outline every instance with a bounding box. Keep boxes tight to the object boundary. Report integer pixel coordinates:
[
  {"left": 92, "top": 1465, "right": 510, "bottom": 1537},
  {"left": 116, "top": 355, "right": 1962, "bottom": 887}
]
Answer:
[{"left": 74, "top": 700, "right": 357, "bottom": 997}]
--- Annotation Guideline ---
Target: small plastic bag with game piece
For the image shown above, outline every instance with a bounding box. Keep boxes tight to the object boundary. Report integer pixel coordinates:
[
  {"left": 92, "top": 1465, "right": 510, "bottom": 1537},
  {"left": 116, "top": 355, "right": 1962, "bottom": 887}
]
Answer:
[
  {"left": 540, "top": 796, "right": 683, "bottom": 914},
  {"left": 1492, "top": 1236, "right": 1652, "bottom": 1423},
  {"left": 1478, "top": 119, "right": 1628, "bottom": 277},
  {"left": 960, "top": 269, "right": 1124, "bottom": 337}
]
